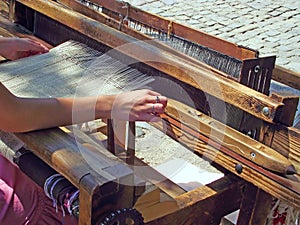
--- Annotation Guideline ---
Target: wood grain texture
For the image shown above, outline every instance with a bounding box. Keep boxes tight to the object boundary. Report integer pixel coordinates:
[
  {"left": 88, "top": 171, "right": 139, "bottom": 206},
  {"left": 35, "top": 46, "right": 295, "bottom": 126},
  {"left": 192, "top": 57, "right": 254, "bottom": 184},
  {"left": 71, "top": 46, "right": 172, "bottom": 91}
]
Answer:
[
  {"left": 15, "top": 128, "right": 137, "bottom": 225},
  {"left": 142, "top": 174, "right": 244, "bottom": 225},
  {"left": 14, "top": 128, "right": 129, "bottom": 187},
  {"left": 271, "top": 126, "right": 300, "bottom": 172},
  {"left": 273, "top": 65, "right": 300, "bottom": 91}
]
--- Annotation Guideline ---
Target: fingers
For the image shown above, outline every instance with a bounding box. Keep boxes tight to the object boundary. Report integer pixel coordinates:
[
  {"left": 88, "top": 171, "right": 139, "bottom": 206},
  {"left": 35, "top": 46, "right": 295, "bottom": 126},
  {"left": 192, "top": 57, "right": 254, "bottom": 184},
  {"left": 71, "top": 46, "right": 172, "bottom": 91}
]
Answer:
[
  {"left": 142, "top": 90, "right": 168, "bottom": 118},
  {"left": 146, "top": 102, "right": 166, "bottom": 115},
  {"left": 6, "top": 38, "right": 49, "bottom": 60},
  {"left": 111, "top": 89, "right": 167, "bottom": 122},
  {"left": 145, "top": 95, "right": 167, "bottom": 104},
  {"left": 132, "top": 97, "right": 166, "bottom": 122},
  {"left": 141, "top": 90, "right": 167, "bottom": 105},
  {"left": 18, "top": 38, "right": 49, "bottom": 54},
  {"left": 26, "top": 42, "right": 49, "bottom": 54},
  {"left": 144, "top": 89, "right": 162, "bottom": 97}
]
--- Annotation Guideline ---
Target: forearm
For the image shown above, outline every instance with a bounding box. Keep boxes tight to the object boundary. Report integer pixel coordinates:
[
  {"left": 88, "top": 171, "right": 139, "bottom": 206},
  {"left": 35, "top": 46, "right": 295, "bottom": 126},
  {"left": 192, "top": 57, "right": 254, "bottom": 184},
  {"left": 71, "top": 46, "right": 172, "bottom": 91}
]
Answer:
[
  {"left": 9, "top": 97, "right": 75, "bottom": 132},
  {"left": 0, "top": 94, "right": 115, "bottom": 133}
]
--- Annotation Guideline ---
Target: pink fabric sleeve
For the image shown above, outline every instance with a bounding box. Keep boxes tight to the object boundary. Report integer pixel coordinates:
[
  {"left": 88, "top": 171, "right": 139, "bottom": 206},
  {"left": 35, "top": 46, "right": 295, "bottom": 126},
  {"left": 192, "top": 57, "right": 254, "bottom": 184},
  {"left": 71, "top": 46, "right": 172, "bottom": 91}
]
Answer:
[{"left": 0, "top": 153, "right": 77, "bottom": 225}]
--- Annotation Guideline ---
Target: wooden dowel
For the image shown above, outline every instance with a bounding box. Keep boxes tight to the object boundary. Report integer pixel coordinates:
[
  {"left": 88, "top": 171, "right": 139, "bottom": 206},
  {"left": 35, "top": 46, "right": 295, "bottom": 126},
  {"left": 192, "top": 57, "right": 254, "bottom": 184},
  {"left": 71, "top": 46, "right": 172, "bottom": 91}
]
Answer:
[{"left": 164, "top": 99, "right": 296, "bottom": 175}]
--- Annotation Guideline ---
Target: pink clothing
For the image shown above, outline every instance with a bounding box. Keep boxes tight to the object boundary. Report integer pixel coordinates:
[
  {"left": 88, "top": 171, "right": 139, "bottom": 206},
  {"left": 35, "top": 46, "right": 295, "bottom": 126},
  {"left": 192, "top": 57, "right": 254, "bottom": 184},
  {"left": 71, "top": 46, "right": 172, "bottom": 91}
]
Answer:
[{"left": 0, "top": 154, "right": 77, "bottom": 225}]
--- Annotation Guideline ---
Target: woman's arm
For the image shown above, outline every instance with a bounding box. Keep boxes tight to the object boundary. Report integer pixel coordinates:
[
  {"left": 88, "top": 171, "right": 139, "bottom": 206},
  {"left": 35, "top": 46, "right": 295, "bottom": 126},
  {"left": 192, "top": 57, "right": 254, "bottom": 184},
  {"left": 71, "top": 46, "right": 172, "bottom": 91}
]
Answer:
[{"left": 0, "top": 83, "right": 167, "bottom": 132}]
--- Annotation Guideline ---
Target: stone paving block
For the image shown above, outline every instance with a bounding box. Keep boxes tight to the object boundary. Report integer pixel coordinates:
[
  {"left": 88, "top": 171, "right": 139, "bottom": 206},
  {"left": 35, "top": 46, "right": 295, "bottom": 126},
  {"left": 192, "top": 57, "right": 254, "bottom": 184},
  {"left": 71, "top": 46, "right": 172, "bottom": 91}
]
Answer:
[
  {"left": 276, "top": 56, "right": 290, "bottom": 66},
  {"left": 233, "top": 23, "right": 260, "bottom": 34},
  {"left": 186, "top": 19, "right": 201, "bottom": 25},
  {"left": 287, "top": 62, "right": 300, "bottom": 73},
  {"left": 161, "top": 0, "right": 178, "bottom": 5},
  {"left": 174, "top": 15, "right": 190, "bottom": 21},
  {"left": 278, "top": 44, "right": 297, "bottom": 52}
]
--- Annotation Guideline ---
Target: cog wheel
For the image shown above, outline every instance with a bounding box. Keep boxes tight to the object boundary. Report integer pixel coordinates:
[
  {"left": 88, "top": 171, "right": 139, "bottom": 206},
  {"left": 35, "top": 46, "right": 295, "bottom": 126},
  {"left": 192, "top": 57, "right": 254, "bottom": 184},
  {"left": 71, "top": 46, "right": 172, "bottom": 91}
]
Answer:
[{"left": 98, "top": 208, "right": 144, "bottom": 225}]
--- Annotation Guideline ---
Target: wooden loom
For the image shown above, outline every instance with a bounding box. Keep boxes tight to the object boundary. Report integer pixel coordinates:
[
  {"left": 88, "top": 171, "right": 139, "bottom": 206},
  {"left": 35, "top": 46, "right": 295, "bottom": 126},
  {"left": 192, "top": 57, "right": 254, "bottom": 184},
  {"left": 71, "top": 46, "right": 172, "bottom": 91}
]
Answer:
[{"left": 0, "top": 0, "right": 300, "bottom": 224}]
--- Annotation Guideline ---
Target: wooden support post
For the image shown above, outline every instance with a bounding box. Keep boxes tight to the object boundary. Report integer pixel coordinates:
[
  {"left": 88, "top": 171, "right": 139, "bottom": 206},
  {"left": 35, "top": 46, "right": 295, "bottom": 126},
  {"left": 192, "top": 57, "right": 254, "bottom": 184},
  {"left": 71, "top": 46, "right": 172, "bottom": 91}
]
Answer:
[
  {"left": 8, "top": 0, "right": 15, "bottom": 22},
  {"left": 126, "top": 121, "right": 136, "bottom": 165},
  {"left": 237, "top": 183, "right": 272, "bottom": 225},
  {"left": 271, "top": 93, "right": 299, "bottom": 127},
  {"left": 138, "top": 174, "right": 244, "bottom": 225},
  {"left": 107, "top": 119, "right": 116, "bottom": 155}
]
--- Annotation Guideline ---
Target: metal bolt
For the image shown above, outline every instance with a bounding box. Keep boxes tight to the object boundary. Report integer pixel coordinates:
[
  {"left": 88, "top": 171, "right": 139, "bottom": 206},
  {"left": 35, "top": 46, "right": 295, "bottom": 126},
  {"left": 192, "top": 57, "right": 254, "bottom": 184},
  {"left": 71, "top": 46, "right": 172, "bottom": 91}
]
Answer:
[
  {"left": 250, "top": 152, "right": 256, "bottom": 159},
  {"left": 235, "top": 164, "right": 243, "bottom": 174},
  {"left": 262, "top": 107, "right": 270, "bottom": 116},
  {"left": 247, "top": 130, "right": 252, "bottom": 137}
]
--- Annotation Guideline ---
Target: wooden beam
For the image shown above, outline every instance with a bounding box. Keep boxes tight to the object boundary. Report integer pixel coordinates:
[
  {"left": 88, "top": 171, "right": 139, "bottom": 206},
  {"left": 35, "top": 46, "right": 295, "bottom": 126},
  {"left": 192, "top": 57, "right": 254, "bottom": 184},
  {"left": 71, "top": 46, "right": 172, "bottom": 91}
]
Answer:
[
  {"left": 91, "top": 0, "right": 258, "bottom": 60},
  {"left": 141, "top": 174, "right": 244, "bottom": 225},
  {"left": 14, "top": 128, "right": 128, "bottom": 188},
  {"left": 273, "top": 65, "right": 300, "bottom": 91},
  {"left": 14, "top": 127, "right": 137, "bottom": 225}
]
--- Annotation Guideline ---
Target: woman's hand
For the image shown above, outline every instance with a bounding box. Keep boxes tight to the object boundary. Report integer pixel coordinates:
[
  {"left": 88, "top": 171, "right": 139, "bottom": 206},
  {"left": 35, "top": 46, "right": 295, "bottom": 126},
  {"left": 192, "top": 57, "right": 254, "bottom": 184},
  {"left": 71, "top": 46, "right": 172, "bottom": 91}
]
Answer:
[
  {"left": 0, "top": 37, "right": 49, "bottom": 60},
  {"left": 110, "top": 89, "right": 168, "bottom": 122}
]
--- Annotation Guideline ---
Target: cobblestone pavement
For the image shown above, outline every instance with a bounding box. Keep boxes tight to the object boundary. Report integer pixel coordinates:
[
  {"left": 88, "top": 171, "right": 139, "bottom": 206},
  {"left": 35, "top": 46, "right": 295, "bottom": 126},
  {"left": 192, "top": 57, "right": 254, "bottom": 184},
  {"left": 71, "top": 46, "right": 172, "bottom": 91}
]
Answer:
[{"left": 126, "top": 0, "right": 300, "bottom": 73}]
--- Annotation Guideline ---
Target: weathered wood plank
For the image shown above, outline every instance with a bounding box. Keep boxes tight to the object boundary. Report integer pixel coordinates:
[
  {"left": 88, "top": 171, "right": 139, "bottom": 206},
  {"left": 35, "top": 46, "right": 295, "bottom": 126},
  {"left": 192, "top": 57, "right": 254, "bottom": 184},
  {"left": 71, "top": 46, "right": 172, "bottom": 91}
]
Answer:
[
  {"left": 13, "top": 127, "right": 137, "bottom": 225},
  {"left": 273, "top": 65, "right": 300, "bottom": 91},
  {"left": 271, "top": 126, "right": 300, "bottom": 172},
  {"left": 14, "top": 128, "right": 127, "bottom": 187},
  {"left": 142, "top": 174, "right": 244, "bottom": 225}
]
